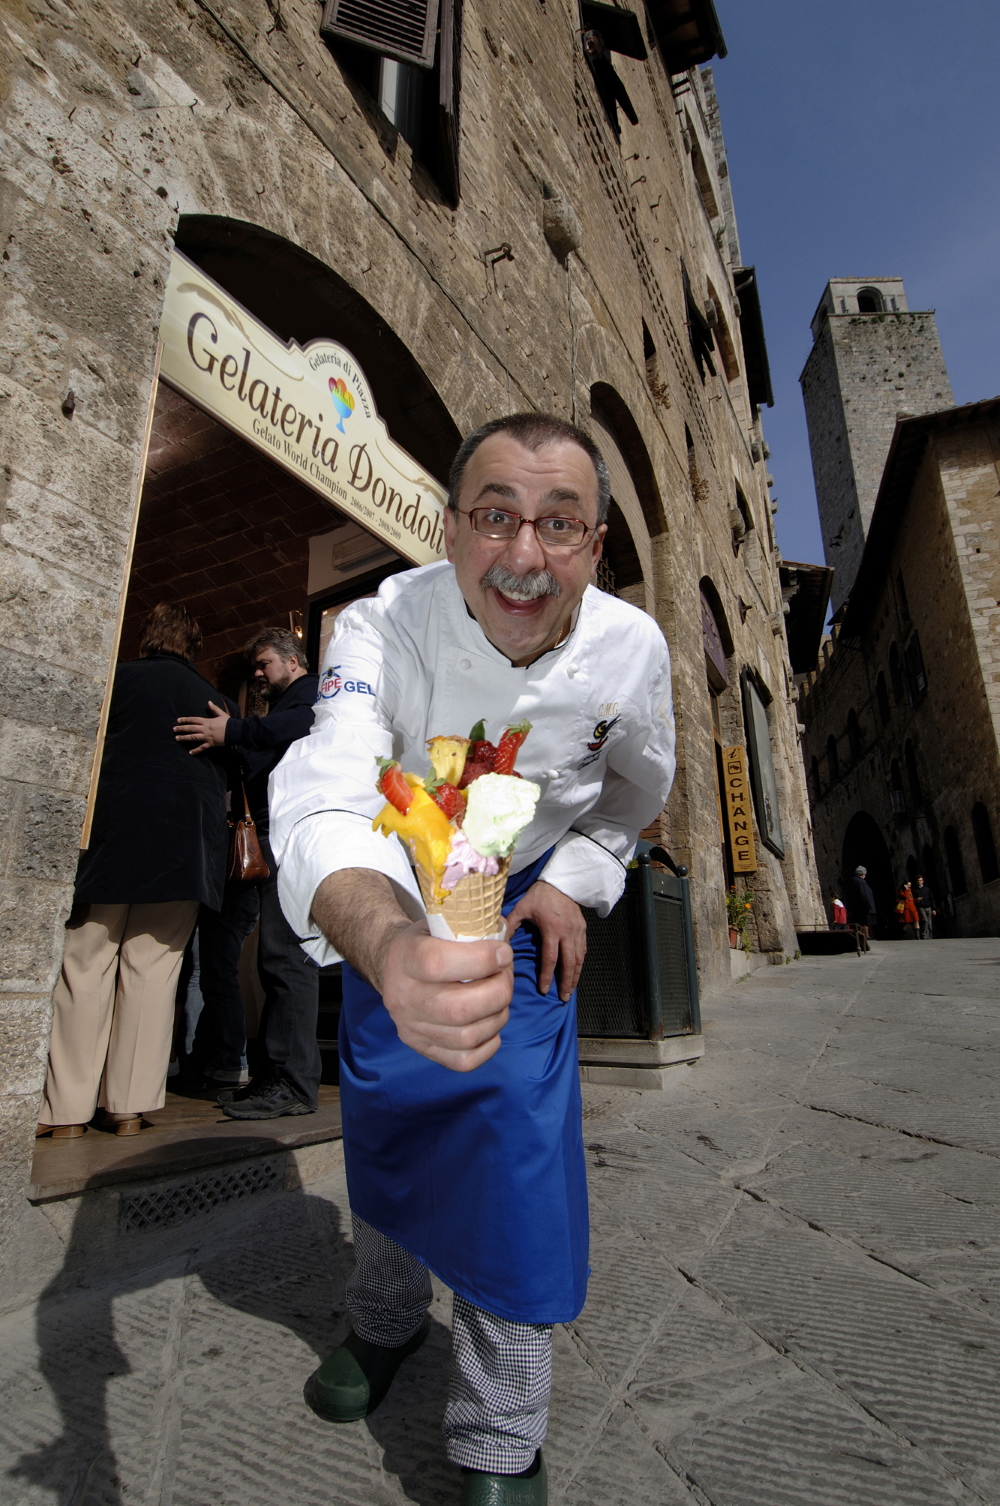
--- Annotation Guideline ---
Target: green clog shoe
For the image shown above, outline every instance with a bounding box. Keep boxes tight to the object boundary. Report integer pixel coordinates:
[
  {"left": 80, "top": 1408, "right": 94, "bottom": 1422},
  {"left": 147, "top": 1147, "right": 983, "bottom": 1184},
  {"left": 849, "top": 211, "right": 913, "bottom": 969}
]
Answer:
[
  {"left": 461, "top": 1453, "right": 547, "bottom": 1505},
  {"left": 303, "top": 1318, "right": 430, "bottom": 1422}
]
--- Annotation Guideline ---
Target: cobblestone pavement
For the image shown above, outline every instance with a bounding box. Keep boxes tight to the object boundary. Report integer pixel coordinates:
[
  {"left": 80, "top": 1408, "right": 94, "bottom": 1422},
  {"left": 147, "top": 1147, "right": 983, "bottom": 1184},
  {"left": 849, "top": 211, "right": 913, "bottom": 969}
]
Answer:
[{"left": 2, "top": 939, "right": 1000, "bottom": 1505}]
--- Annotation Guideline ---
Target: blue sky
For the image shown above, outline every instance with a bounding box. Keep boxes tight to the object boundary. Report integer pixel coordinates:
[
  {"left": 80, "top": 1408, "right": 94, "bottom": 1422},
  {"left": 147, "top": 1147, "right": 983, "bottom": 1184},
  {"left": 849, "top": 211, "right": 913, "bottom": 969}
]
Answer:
[{"left": 709, "top": 0, "right": 1000, "bottom": 566}]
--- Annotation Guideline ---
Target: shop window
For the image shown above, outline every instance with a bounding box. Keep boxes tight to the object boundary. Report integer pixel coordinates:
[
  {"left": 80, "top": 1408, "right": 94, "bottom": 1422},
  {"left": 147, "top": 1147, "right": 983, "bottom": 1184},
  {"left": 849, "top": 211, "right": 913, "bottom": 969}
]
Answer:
[
  {"left": 972, "top": 801, "right": 1000, "bottom": 884},
  {"left": 683, "top": 260, "right": 716, "bottom": 382},
  {"left": 643, "top": 319, "right": 669, "bottom": 406},
  {"left": 731, "top": 484, "right": 753, "bottom": 558},
  {"left": 686, "top": 424, "right": 707, "bottom": 503},
  {"left": 904, "top": 632, "right": 927, "bottom": 702},
  {"left": 856, "top": 287, "right": 884, "bottom": 313},
  {"left": 847, "top": 709, "right": 863, "bottom": 762},
  {"left": 582, "top": 25, "right": 638, "bottom": 141},
  {"left": 896, "top": 570, "right": 911, "bottom": 622},
  {"left": 321, "top": 0, "right": 462, "bottom": 204},
  {"left": 888, "top": 642, "right": 905, "bottom": 703},
  {"left": 686, "top": 113, "right": 720, "bottom": 220},
  {"left": 904, "top": 739, "right": 922, "bottom": 806},
  {"left": 742, "top": 671, "right": 784, "bottom": 857},
  {"left": 707, "top": 280, "right": 739, "bottom": 383},
  {"left": 944, "top": 825, "right": 967, "bottom": 895},
  {"left": 876, "top": 671, "right": 891, "bottom": 726}
]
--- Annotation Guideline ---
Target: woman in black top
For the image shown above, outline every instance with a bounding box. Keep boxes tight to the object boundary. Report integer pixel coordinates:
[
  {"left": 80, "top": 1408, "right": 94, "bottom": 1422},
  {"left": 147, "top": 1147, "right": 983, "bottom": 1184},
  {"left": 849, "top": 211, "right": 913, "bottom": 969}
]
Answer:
[{"left": 39, "top": 604, "right": 234, "bottom": 1138}]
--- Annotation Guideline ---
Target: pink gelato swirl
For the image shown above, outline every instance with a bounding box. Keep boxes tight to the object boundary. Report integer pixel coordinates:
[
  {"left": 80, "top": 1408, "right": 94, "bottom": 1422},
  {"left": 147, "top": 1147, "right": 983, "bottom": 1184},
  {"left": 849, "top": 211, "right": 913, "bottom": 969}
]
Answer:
[{"left": 442, "top": 830, "right": 500, "bottom": 891}]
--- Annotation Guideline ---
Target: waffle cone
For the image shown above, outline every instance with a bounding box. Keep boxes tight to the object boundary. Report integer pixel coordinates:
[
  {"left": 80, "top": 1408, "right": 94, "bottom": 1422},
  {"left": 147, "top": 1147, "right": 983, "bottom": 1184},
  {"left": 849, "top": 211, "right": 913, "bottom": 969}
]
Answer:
[{"left": 416, "top": 857, "right": 511, "bottom": 940}]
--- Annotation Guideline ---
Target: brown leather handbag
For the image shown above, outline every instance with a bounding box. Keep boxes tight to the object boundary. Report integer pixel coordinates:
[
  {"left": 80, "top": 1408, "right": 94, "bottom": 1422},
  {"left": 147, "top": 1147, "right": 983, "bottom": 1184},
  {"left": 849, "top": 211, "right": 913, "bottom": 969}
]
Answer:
[{"left": 226, "top": 782, "right": 270, "bottom": 882}]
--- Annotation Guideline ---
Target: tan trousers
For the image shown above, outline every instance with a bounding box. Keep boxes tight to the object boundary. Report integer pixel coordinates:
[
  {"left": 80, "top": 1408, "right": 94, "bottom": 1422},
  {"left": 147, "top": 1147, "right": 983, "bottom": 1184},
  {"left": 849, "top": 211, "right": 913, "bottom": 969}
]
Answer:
[{"left": 42, "top": 900, "right": 199, "bottom": 1125}]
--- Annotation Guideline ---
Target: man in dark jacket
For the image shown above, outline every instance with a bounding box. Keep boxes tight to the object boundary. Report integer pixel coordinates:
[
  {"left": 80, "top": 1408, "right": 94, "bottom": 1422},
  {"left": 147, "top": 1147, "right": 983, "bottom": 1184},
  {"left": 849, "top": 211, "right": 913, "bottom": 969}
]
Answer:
[
  {"left": 914, "top": 875, "right": 937, "bottom": 939},
  {"left": 846, "top": 865, "right": 877, "bottom": 948},
  {"left": 175, "top": 628, "right": 321, "bottom": 1117}
]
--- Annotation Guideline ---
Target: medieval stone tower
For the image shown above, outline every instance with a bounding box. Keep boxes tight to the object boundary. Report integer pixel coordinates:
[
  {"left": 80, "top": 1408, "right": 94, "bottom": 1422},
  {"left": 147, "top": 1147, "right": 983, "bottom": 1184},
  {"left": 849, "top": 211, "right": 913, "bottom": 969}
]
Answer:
[{"left": 800, "top": 277, "right": 953, "bottom": 611}]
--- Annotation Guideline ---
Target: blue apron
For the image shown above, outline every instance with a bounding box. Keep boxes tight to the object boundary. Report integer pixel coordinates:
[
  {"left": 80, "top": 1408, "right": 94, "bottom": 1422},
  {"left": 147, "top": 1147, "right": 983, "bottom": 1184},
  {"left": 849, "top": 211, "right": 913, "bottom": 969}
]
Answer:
[{"left": 339, "top": 850, "right": 589, "bottom": 1325}]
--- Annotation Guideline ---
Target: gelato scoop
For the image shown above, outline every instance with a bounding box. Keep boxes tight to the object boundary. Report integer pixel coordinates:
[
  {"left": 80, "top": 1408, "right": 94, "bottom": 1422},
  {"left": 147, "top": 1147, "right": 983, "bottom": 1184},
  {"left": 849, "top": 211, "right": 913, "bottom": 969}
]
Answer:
[
  {"left": 442, "top": 831, "right": 500, "bottom": 891},
  {"left": 462, "top": 773, "right": 541, "bottom": 859}
]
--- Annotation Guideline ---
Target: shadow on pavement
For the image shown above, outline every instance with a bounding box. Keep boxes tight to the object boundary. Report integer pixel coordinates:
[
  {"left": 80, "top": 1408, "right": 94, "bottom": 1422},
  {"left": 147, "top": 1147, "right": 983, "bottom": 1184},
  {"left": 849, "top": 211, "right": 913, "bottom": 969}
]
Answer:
[{"left": 8, "top": 1139, "right": 464, "bottom": 1506}]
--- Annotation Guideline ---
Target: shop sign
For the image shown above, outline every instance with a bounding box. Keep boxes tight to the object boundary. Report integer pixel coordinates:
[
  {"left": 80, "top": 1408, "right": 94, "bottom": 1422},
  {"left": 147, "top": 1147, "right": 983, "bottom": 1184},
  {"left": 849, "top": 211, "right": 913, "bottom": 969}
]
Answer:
[
  {"left": 158, "top": 251, "right": 447, "bottom": 566},
  {"left": 722, "top": 745, "right": 758, "bottom": 873}
]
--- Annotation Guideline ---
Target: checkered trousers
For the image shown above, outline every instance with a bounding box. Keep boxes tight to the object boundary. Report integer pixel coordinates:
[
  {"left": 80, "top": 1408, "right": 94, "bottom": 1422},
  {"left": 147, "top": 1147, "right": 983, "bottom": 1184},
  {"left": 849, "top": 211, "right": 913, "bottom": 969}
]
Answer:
[{"left": 347, "top": 1213, "right": 552, "bottom": 1474}]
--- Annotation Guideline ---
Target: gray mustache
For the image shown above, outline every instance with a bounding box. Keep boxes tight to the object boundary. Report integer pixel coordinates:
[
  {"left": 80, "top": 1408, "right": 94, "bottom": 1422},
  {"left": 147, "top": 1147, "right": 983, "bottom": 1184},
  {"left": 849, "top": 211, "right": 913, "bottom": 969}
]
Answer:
[{"left": 481, "top": 564, "right": 562, "bottom": 599}]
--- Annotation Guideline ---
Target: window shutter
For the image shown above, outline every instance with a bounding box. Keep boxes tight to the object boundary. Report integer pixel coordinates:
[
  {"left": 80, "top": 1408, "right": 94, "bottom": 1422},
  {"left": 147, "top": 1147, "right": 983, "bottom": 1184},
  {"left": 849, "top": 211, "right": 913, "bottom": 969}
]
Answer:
[
  {"left": 321, "top": 0, "right": 441, "bottom": 69},
  {"left": 437, "top": 0, "right": 462, "bottom": 205}
]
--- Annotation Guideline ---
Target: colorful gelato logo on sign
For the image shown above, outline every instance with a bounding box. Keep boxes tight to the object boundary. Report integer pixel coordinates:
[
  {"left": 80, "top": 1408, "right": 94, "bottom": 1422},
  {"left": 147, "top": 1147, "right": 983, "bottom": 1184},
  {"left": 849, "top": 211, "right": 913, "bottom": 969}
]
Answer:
[{"left": 328, "top": 377, "right": 356, "bottom": 432}]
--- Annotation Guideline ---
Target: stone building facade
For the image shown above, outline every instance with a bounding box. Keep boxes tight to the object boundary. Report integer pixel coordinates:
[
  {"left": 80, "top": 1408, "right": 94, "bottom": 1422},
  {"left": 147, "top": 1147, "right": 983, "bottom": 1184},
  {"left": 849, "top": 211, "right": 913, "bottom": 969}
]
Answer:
[
  {"left": 800, "top": 277, "right": 953, "bottom": 612},
  {"left": 0, "top": 0, "right": 823, "bottom": 1297},
  {"left": 800, "top": 399, "right": 1000, "bottom": 936}
]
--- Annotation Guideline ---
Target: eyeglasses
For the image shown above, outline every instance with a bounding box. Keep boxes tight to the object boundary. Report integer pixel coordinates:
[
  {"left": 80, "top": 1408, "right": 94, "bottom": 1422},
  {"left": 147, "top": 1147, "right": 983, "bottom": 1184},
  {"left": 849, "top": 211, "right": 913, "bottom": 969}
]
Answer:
[{"left": 459, "top": 505, "right": 596, "bottom": 549}]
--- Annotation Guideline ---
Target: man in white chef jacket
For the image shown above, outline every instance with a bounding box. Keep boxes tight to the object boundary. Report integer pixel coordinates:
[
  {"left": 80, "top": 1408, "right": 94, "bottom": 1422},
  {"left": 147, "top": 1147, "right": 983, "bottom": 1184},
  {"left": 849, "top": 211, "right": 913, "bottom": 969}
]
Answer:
[{"left": 269, "top": 413, "right": 675, "bottom": 1504}]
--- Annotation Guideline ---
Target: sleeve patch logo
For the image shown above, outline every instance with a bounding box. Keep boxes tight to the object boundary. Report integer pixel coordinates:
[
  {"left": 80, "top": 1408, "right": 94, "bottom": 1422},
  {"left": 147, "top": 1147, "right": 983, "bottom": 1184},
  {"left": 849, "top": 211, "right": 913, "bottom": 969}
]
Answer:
[{"left": 319, "top": 666, "right": 375, "bottom": 700}]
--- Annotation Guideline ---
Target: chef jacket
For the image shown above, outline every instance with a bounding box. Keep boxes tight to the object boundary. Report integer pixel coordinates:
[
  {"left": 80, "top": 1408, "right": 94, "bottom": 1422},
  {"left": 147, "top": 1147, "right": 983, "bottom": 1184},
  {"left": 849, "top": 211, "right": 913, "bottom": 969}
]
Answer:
[{"left": 268, "top": 561, "right": 675, "bottom": 964}]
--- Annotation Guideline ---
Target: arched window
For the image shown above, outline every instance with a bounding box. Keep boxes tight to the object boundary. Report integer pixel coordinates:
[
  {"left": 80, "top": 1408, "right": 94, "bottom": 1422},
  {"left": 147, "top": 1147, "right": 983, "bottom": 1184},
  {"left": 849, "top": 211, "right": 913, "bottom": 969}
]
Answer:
[
  {"left": 944, "top": 826, "right": 966, "bottom": 895},
  {"left": 904, "top": 740, "right": 922, "bottom": 806},
  {"left": 811, "top": 756, "right": 822, "bottom": 802},
  {"left": 876, "top": 672, "right": 891, "bottom": 726},
  {"left": 827, "top": 733, "right": 839, "bottom": 784},
  {"left": 847, "top": 709, "right": 863, "bottom": 762},
  {"left": 889, "top": 758, "right": 905, "bottom": 814},
  {"left": 856, "top": 287, "right": 884, "bottom": 313},
  {"left": 972, "top": 802, "right": 1000, "bottom": 884},
  {"left": 889, "top": 642, "right": 905, "bottom": 704}
]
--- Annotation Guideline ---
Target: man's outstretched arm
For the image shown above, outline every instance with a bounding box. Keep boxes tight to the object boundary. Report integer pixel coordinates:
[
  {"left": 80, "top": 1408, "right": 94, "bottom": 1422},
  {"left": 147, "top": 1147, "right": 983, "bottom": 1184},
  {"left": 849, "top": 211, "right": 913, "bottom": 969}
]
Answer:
[{"left": 311, "top": 869, "right": 514, "bottom": 1073}]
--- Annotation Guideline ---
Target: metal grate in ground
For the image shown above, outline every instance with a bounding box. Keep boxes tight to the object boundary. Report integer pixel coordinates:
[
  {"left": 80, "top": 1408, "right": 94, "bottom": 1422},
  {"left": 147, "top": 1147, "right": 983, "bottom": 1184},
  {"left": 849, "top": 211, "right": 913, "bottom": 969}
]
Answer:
[{"left": 118, "top": 1158, "right": 280, "bottom": 1233}]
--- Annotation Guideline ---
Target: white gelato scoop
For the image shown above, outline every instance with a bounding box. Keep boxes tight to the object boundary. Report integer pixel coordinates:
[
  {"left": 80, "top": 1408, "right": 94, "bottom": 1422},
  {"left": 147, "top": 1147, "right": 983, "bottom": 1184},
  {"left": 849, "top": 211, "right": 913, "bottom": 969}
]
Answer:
[{"left": 462, "top": 773, "right": 541, "bottom": 858}]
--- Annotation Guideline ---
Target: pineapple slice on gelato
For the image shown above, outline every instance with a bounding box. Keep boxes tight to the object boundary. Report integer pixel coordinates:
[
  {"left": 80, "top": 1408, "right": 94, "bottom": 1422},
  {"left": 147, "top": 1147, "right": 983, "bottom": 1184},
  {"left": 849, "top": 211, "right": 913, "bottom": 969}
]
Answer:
[{"left": 426, "top": 735, "right": 470, "bottom": 786}]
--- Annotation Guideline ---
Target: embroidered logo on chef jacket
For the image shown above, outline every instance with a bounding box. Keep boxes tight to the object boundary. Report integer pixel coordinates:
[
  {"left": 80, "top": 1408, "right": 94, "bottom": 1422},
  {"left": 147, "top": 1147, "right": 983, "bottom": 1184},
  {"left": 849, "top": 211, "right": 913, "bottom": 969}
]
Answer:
[
  {"left": 577, "top": 714, "right": 621, "bottom": 769},
  {"left": 319, "top": 665, "right": 376, "bottom": 699}
]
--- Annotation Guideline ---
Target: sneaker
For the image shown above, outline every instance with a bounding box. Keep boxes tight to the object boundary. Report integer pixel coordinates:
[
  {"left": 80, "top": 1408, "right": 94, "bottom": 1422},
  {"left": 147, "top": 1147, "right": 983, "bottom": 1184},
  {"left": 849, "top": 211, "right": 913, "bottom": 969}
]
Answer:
[{"left": 221, "top": 1074, "right": 315, "bottom": 1120}]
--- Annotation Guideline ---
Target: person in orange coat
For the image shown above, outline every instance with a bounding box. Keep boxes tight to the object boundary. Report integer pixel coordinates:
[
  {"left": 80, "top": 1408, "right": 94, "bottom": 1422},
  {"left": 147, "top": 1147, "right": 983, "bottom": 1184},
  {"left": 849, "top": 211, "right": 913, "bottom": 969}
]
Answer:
[{"left": 896, "top": 882, "right": 920, "bottom": 939}]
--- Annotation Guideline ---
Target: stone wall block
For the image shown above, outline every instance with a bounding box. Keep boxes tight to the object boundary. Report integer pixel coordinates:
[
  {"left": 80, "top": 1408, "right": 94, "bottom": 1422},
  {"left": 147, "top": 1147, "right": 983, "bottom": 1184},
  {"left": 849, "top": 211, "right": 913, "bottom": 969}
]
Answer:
[
  {"left": 0, "top": 717, "right": 95, "bottom": 797},
  {"left": 0, "top": 998, "right": 52, "bottom": 1096},
  {"left": 0, "top": 546, "right": 119, "bottom": 674},
  {"left": 0, "top": 293, "right": 70, "bottom": 396},
  {"left": 0, "top": 653, "right": 104, "bottom": 740},
  {"left": 0, "top": 378, "right": 139, "bottom": 517},
  {"left": 2, "top": 475, "right": 129, "bottom": 587},
  {"left": 4, "top": 78, "right": 121, "bottom": 205},
  {"left": 0, "top": 1092, "right": 44, "bottom": 1231},
  {"left": 0, "top": 877, "right": 73, "bottom": 990},
  {"left": 0, "top": 125, "right": 55, "bottom": 206},
  {"left": 17, "top": 789, "right": 88, "bottom": 885}
]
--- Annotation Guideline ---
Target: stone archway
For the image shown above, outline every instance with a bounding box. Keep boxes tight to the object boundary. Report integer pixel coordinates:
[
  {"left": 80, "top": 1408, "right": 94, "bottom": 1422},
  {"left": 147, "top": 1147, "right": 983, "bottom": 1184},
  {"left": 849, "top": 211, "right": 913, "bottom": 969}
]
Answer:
[{"left": 842, "top": 811, "right": 895, "bottom": 938}]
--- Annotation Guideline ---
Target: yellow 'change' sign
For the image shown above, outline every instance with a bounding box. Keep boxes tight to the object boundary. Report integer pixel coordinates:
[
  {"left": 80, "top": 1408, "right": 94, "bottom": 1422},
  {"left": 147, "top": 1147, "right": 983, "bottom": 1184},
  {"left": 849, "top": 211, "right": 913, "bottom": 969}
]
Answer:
[{"left": 723, "top": 746, "right": 757, "bottom": 873}]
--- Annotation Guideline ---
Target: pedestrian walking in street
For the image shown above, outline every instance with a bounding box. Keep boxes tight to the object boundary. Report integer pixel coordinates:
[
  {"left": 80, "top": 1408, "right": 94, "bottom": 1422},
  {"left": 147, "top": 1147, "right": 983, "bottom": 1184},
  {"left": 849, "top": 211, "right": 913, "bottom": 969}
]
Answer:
[
  {"left": 831, "top": 892, "right": 848, "bottom": 929},
  {"left": 846, "top": 865, "right": 876, "bottom": 948},
  {"left": 174, "top": 628, "right": 321, "bottom": 1118},
  {"left": 269, "top": 414, "right": 676, "bottom": 1503},
  {"left": 38, "top": 604, "right": 232, "bottom": 1140},
  {"left": 914, "top": 874, "right": 937, "bottom": 939},
  {"left": 896, "top": 881, "right": 920, "bottom": 939}
]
